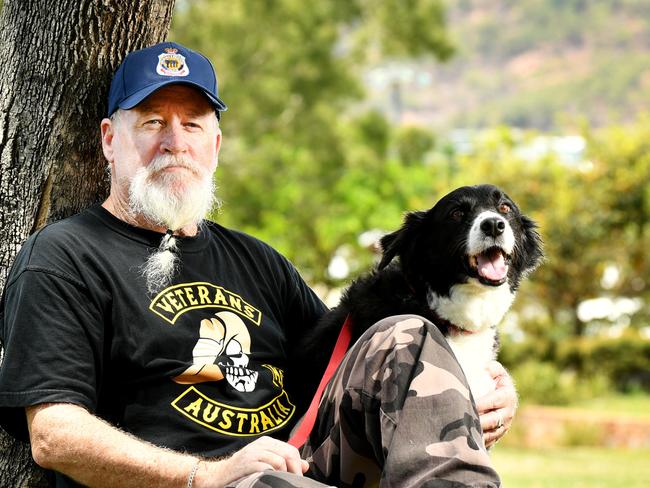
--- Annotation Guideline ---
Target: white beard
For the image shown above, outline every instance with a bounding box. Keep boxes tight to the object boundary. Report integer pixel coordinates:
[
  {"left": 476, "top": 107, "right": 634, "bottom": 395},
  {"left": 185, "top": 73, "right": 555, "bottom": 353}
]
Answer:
[
  {"left": 127, "top": 154, "right": 218, "bottom": 294},
  {"left": 128, "top": 154, "right": 216, "bottom": 231}
]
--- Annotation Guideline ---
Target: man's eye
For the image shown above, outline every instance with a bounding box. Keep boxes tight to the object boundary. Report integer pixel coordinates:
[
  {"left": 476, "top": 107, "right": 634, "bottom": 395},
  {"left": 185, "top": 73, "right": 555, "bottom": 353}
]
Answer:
[
  {"left": 145, "top": 119, "right": 163, "bottom": 126},
  {"left": 498, "top": 203, "right": 512, "bottom": 214},
  {"left": 185, "top": 122, "right": 202, "bottom": 130}
]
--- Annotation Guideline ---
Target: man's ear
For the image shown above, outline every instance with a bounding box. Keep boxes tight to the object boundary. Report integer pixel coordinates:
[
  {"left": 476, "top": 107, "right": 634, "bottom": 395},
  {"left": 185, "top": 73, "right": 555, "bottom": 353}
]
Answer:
[
  {"left": 101, "top": 118, "right": 115, "bottom": 163},
  {"left": 377, "top": 211, "right": 427, "bottom": 270},
  {"left": 214, "top": 128, "right": 222, "bottom": 167}
]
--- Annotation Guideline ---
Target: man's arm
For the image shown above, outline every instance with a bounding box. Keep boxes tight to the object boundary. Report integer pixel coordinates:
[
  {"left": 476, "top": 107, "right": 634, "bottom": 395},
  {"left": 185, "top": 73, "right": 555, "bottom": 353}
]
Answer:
[{"left": 27, "top": 403, "right": 308, "bottom": 487}]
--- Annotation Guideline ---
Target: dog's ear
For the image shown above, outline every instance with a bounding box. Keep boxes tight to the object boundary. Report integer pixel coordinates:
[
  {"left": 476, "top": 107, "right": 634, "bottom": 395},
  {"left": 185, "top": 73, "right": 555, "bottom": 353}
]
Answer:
[
  {"left": 378, "top": 211, "right": 427, "bottom": 270},
  {"left": 520, "top": 214, "right": 544, "bottom": 271}
]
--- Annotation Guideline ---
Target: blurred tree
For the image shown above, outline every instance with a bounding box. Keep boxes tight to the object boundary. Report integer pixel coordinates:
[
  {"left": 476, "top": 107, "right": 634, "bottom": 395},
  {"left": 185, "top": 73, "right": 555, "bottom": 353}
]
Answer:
[
  {"left": 588, "top": 118, "right": 650, "bottom": 298},
  {"left": 168, "top": 1, "right": 649, "bottom": 386},
  {"left": 395, "top": 126, "right": 436, "bottom": 165},
  {"left": 170, "top": 0, "right": 454, "bottom": 284},
  {"left": 443, "top": 122, "right": 649, "bottom": 344}
]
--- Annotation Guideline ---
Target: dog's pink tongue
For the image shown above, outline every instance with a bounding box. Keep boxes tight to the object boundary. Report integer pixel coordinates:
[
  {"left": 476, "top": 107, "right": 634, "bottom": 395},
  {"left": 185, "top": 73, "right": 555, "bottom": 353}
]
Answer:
[{"left": 477, "top": 253, "right": 508, "bottom": 281}]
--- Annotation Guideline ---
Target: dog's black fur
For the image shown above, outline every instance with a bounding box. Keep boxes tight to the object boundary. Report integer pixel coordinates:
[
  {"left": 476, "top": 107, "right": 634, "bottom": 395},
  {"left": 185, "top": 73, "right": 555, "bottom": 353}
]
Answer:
[{"left": 288, "top": 184, "right": 543, "bottom": 414}]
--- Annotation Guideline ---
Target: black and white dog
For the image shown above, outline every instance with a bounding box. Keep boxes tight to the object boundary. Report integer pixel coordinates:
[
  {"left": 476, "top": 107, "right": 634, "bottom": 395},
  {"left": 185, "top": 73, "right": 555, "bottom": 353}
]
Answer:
[{"left": 289, "top": 184, "right": 543, "bottom": 411}]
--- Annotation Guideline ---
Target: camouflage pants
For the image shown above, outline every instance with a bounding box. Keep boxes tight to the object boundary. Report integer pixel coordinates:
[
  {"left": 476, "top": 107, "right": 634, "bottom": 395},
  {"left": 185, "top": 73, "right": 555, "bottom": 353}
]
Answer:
[{"left": 229, "top": 315, "right": 500, "bottom": 488}]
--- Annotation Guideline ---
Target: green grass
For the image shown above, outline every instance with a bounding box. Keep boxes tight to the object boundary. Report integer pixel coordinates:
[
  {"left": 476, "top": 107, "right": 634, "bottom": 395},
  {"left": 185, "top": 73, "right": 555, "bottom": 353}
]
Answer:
[
  {"left": 491, "top": 395, "right": 650, "bottom": 485},
  {"left": 491, "top": 446, "right": 650, "bottom": 488}
]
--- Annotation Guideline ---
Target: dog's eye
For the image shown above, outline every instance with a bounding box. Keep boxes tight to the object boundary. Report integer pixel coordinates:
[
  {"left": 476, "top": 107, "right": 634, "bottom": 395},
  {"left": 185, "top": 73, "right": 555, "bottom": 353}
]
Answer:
[
  {"left": 498, "top": 203, "right": 511, "bottom": 214},
  {"left": 451, "top": 209, "right": 464, "bottom": 221}
]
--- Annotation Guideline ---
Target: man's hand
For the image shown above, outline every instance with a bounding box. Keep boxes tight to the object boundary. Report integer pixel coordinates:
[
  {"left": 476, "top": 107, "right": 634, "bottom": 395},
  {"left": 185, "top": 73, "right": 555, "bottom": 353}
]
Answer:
[
  {"left": 475, "top": 361, "right": 517, "bottom": 449},
  {"left": 203, "top": 436, "right": 308, "bottom": 485}
]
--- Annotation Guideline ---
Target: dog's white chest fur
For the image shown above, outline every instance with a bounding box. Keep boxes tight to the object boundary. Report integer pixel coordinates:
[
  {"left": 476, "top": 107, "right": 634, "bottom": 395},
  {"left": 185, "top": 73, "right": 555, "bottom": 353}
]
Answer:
[
  {"left": 429, "top": 280, "right": 514, "bottom": 399},
  {"left": 447, "top": 328, "right": 497, "bottom": 399},
  {"left": 428, "top": 280, "right": 514, "bottom": 332}
]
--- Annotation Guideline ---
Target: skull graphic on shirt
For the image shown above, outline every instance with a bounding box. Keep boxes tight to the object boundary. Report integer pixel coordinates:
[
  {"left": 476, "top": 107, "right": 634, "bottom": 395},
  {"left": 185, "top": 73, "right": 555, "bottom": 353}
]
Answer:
[{"left": 173, "top": 311, "right": 259, "bottom": 392}]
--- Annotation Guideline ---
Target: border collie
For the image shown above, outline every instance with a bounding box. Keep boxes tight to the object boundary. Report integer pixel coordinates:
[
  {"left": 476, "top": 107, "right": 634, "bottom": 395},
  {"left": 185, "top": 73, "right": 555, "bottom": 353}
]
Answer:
[{"left": 289, "top": 184, "right": 543, "bottom": 410}]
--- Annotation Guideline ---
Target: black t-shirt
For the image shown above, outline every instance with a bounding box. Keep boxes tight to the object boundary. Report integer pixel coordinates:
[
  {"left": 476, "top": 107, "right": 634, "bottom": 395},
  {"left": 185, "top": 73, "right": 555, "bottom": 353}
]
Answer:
[{"left": 0, "top": 205, "right": 327, "bottom": 458}]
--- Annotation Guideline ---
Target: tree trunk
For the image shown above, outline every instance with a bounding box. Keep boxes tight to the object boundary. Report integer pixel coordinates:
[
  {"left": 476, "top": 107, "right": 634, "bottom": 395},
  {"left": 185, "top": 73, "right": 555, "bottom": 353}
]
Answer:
[{"left": 0, "top": 0, "right": 176, "bottom": 485}]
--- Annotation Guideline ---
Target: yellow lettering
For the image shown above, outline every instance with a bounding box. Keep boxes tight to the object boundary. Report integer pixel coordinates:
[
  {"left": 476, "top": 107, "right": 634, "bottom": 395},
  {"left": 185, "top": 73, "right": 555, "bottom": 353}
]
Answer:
[
  {"left": 185, "top": 287, "right": 198, "bottom": 306},
  {"left": 243, "top": 305, "right": 256, "bottom": 320},
  {"left": 271, "top": 404, "right": 285, "bottom": 423},
  {"left": 259, "top": 411, "right": 274, "bottom": 430},
  {"left": 228, "top": 295, "right": 242, "bottom": 311},
  {"left": 172, "top": 389, "right": 296, "bottom": 436},
  {"left": 184, "top": 398, "right": 203, "bottom": 417},
  {"left": 249, "top": 413, "right": 260, "bottom": 433},
  {"left": 275, "top": 399, "right": 291, "bottom": 416},
  {"left": 202, "top": 403, "right": 221, "bottom": 423},
  {"left": 197, "top": 286, "right": 210, "bottom": 304},
  {"left": 237, "top": 412, "right": 248, "bottom": 432},
  {"left": 219, "top": 409, "right": 235, "bottom": 430},
  {"left": 165, "top": 292, "right": 181, "bottom": 311},
  {"left": 263, "top": 365, "right": 284, "bottom": 389},
  {"left": 266, "top": 407, "right": 277, "bottom": 424},
  {"left": 174, "top": 289, "right": 188, "bottom": 308},
  {"left": 214, "top": 289, "right": 228, "bottom": 305},
  {"left": 151, "top": 284, "right": 263, "bottom": 326},
  {"left": 155, "top": 297, "right": 174, "bottom": 314}
]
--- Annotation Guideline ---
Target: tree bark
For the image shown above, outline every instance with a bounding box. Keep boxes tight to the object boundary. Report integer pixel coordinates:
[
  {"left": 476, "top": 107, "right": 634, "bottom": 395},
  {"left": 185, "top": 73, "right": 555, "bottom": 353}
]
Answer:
[{"left": 0, "top": 0, "right": 176, "bottom": 485}]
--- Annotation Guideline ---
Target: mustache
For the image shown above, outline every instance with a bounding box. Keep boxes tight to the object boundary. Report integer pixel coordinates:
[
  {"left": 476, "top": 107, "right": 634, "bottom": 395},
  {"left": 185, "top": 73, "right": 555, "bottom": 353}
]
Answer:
[{"left": 146, "top": 154, "right": 203, "bottom": 177}]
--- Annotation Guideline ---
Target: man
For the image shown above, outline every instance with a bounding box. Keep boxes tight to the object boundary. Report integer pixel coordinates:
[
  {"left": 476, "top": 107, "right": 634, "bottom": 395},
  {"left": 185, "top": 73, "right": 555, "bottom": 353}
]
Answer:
[{"left": 0, "top": 42, "right": 515, "bottom": 487}]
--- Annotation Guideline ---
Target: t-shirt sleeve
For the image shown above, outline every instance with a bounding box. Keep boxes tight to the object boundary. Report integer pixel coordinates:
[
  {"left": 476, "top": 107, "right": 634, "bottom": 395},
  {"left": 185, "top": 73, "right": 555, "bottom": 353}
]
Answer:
[
  {"left": 282, "top": 261, "right": 329, "bottom": 336},
  {"left": 0, "top": 268, "right": 104, "bottom": 441},
  {"left": 278, "top": 260, "right": 329, "bottom": 418}
]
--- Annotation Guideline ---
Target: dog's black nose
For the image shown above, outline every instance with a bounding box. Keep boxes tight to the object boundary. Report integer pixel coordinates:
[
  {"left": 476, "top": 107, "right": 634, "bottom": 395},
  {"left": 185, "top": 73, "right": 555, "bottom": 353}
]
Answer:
[{"left": 481, "top": 217, "right": 505, "bottom": 237}]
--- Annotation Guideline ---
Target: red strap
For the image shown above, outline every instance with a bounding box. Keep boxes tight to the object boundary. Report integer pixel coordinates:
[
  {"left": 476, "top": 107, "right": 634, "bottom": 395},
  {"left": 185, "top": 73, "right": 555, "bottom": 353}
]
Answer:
[{"left": 288, "top": 314, "right": 353, "bottom": 449}]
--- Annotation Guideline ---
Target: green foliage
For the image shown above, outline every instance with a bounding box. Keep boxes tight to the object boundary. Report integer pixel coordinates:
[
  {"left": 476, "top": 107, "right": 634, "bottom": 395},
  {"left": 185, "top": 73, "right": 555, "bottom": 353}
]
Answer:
[
  {"left": 456, "top": 119, "right": 650, "bottom": 338},
  {"left": 478, "top": 118, "right": 649, "bottom": 394},
  {"left": 350, "top": 0, "right": 455, "bottom": 62},
  {"left": 395, "top": 126, "right": 435, "bottom": 165},
  {"left": 511, "top": 361, "right": 575, "bottom": 405},
  {"left": 170, "top": 4, "right": 649, "bottom": 387},
  {"left": 510, "top": 359, "right": 614, "bottom": 405},
  {"left": 557, "top": 333, "right": 650, "bottom": 393},
  {"left": 170, "top": 0, "right": 454, "bottom": 283},
  {"left": 508, "top": 358, "right": 613, "bottom": 405}
]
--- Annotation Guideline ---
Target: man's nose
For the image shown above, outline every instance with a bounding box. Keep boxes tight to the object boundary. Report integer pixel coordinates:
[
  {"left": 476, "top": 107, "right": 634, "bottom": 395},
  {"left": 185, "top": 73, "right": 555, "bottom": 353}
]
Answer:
[{"left": 160, "top": 123, "right": 188, "bottom": 153}]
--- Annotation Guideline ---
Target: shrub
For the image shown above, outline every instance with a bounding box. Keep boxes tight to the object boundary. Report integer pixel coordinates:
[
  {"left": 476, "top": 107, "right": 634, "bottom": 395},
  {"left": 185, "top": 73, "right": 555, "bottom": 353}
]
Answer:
[
  {"left": 512, "top": 361, "right": 574, "bottom": 405},
  {"left": 511, "top": 360, "right": 612, "bottom": 405},
  {"left": 557, "top": 333, "right": 650, "bottom": 393}
]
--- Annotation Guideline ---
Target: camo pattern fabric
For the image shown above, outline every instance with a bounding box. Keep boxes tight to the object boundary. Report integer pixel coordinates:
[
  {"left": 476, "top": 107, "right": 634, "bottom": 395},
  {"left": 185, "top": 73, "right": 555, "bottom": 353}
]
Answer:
[{"left": 228, "top": 315, "right": 500, "bottom": 488}]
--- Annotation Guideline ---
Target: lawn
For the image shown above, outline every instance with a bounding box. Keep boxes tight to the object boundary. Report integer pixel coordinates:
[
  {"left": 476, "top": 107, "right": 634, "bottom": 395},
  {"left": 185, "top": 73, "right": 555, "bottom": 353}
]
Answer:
[
  {"left": 491, "top": 394, "right": 650, "bottom": 487},
  {"left": 491, "top": 446, "right": 650, "bottom": 488}
]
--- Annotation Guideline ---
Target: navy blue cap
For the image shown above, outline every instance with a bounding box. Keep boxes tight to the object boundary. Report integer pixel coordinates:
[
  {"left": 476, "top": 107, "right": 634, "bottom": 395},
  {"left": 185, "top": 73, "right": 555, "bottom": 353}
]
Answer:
[{"left": 107, "top": 41, "right": 227, "bottom": 117}]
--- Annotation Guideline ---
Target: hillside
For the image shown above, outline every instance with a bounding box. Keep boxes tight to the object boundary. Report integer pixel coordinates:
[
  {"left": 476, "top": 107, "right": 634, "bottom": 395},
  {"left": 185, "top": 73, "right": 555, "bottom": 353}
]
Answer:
[{"left": 363, "top": 0, "right": 650, "bottom": 130}]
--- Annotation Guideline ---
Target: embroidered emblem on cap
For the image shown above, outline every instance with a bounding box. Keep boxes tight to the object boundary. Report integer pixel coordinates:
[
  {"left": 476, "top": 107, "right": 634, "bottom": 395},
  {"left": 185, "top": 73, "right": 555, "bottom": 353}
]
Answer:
[{"left": 156, "top": 47, "right": 189, "bottom": 77}]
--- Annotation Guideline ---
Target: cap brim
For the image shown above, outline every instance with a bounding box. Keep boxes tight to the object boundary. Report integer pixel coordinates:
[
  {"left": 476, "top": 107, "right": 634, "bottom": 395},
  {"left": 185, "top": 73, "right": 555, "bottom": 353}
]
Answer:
[{"left": 118, "top": 79, "right": 228, "bottom": 113}]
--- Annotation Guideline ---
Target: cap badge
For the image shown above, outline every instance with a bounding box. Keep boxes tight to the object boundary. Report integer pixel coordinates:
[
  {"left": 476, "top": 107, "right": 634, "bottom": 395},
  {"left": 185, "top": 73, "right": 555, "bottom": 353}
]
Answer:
[{"left": 156, "top": 48, "right": 189, "bottom": 77}]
